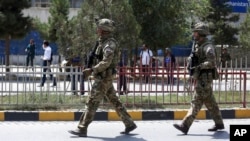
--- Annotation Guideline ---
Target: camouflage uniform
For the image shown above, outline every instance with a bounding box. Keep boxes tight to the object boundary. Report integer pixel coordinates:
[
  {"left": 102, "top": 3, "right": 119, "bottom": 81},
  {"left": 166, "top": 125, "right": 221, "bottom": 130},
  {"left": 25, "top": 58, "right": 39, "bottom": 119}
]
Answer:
[
  {"left": 182, "top": 39, "right": 224, "bottom": 127},
  {"left": 173, "top": 22, "right": 224, "bottom": 135},
  {"left": 69, "top": 18, "right": 136, "bottom": 137}
]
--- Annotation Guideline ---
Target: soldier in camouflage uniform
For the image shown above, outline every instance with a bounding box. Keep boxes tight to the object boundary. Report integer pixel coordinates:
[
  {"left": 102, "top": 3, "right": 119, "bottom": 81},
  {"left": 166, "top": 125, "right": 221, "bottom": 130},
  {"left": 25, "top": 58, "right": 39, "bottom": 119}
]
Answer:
[
  {"left": 68, "top": 18, "right": 137, "bottom": 137},
  {"left": 173, "top": 22, "right": 224, "bottom": 135}
]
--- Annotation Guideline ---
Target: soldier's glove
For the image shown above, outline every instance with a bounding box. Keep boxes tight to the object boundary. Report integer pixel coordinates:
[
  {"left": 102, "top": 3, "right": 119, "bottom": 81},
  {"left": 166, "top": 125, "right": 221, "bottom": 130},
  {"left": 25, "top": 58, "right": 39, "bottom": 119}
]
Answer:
[{"left": 82, "top": 68, "right": 93, "bottom": 79}]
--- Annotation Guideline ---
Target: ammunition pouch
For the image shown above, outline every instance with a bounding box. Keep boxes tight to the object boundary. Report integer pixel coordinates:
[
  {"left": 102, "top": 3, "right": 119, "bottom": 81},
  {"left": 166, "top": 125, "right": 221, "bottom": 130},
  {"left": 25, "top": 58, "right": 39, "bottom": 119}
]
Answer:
[
  {"left": 96, "top": 68, "right": 116, "bottom": 79},
  {"left": 199, "top": 68, "right": 219, "bottom": 80},
  {"left": 191, "top": 67, "right": 201, "bottom": 80}
]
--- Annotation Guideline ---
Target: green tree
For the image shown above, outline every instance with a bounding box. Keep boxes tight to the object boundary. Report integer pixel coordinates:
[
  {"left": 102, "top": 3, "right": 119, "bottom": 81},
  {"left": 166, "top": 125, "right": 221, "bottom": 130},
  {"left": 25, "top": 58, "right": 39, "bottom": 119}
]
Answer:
[
  {"left": 32, "top": 17, "right": 49, "bottom": 39},
  {"left": 48, "top": 0, "right": 70, "bottom": 42},
  {"left": 0, "top": 11, "right": 5, "bottom": 24},
  {"left": 48, "top": 0, "right": 70, "bottom": 68},
  {"left": 69, "top": 3, "right": 96, "bottom": 60},
  {"left": 57, "top": 19, "right": 77, "bottom": 58},
  {"left": 130, "top": 0, "right": 191, "bottom": 51},
  {"left": 0, "top": 0, "right": 32, "bottom": 72},
  {"left": 204, "top": 0, "right": 239, "bottom": 50},
  {"left": 239, "top": 9, "right": 250, "bottom": 49},
  {"left": 70, "top": 0, "right": 141, "bottom": 63},
  {"left": 183, "top": 0, "right": 210, "bottom": 28}
]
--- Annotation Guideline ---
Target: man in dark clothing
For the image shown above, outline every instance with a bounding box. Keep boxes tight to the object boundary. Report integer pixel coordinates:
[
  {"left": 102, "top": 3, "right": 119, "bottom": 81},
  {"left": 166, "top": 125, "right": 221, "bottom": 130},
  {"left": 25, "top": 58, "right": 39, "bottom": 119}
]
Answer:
[
  {"left": 164, "top": 48, "right": 176, "bottom": 84},
  {"left": 118, "top": 49, "right": 128, "bottom": 95},
  {"left": 25, "top": 39, "right": 35, "bottom": 70},
  {"left": 65, "top": 56, "right": 85, "bottom": 95},
  {"left": 220, "top": 47, "right": 231, "bottom": 81}
]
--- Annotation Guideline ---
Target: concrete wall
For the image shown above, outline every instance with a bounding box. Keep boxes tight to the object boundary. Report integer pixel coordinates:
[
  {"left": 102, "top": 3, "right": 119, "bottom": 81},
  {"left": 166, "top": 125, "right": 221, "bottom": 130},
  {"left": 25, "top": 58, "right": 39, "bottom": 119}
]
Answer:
[
  {"left": 22, "top": 7, "right": 80, "bottom": 23},
  {"left": 9, "top": 55, "right": 60, "bottom": 66}
]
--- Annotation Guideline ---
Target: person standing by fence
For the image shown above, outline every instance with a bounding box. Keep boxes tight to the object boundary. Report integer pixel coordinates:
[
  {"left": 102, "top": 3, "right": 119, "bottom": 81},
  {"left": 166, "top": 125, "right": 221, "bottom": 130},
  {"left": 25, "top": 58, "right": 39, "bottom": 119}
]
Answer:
[
  {"left": 25, "top": 39, "right": 35, "bottom": 71},
  {"left": 118, "top": 49, "right": 128, "bottom": 95},
  {"left": 66, "top": 56, "right": 85, "bottom": 95},
  {"left": 164, "top": 48, "right": 176, "bottom": 84},
  {"left": 220, "top": 47, "right": 231, "bottom": 81},
  {"left": 139, "top": 44, "right": 153, "bottom": 83}
]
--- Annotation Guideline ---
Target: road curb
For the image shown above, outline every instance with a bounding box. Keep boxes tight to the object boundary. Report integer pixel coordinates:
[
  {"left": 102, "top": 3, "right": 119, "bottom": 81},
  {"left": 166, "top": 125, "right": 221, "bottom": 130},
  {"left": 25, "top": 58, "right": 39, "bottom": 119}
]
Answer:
[{"left": 1, "top": 108, "right": 250, "bottom": 121}]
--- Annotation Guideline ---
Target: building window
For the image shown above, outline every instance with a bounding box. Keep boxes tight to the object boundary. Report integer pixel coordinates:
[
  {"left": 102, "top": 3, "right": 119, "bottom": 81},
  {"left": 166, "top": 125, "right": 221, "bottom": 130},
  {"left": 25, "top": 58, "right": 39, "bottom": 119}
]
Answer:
[
  {"left": 69, "top": 0, "right": 83, "bottom": 8},
  {"left": 34, "top": 0, "right": 51, "bottom": 7},
  {"left": 31, "top": 0, "right": 83, "bottom": 8}
]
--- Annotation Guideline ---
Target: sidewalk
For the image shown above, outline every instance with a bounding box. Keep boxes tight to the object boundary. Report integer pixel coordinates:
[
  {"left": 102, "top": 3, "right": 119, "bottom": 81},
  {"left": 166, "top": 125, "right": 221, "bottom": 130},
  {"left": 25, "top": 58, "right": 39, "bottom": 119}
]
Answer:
[{"left": 1, "top": 108, "right": 250, "bottom": 121}]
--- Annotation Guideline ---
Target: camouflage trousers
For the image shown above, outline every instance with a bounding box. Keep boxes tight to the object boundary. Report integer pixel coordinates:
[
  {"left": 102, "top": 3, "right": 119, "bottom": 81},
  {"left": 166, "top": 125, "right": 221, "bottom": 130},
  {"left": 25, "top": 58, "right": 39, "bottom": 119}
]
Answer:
[
  {"left": 77, "top": 76, "right": 135, "bottom": 130},
  {"left": 182, "top": 72, "right": 224, "bottom": 128}
]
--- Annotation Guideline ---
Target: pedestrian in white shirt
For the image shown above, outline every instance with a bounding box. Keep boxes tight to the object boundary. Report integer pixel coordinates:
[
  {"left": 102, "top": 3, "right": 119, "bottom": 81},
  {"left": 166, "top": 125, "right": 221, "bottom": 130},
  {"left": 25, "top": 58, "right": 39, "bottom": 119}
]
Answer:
[
  {"left": 139, "top": 44, "right": 153, "bottom": 83},
  {"left": 38, "top": 40, "right": 56, "bottom": 87}
]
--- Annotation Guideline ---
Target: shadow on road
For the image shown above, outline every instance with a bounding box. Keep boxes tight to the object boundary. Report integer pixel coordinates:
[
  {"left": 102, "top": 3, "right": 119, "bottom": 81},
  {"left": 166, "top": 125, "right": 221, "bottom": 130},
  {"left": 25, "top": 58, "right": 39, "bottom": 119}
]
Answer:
[{"left": 70, "top": 133, "right": 147, "bottom": 141}]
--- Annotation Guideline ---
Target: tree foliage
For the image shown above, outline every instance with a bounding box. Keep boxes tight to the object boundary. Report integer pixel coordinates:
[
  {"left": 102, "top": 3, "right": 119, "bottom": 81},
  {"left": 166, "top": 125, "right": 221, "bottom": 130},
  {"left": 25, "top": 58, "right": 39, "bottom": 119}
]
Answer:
[
  {"left": 69, "top": 0, "right": 141, "bottom": 61},
  {"left": 0, "top": 0, "right": 32, "bottom": 71},
  {"left": 46, "top": 0, "right": 71, "bottom": 66},
  {"left": 204, "top": 0, "right": 239, "bottom": 48},
  {"left": 130, "top": 0, "right": 193, "bottom": 51},
  {"left": 32, "top": 17, "right": 49, "bottom": 39},
  {"left": 0, "top": 11, "right": 5, "bottom": 25},
  {"left": 0, "top": 0, "right": 32, "bottom": 39},
  {"left": 239, "top": 9, "right": 250, "bottom": 49},
  {"left": 48, "top": 0, "right": 70, "bottom": 42}
]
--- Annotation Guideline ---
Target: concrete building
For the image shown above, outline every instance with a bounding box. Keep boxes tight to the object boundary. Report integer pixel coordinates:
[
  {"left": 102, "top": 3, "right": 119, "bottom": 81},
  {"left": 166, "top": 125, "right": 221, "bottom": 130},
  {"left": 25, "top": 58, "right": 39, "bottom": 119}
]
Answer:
[{"left": 22, "top": 0, "right": 83, "bottom": 23}]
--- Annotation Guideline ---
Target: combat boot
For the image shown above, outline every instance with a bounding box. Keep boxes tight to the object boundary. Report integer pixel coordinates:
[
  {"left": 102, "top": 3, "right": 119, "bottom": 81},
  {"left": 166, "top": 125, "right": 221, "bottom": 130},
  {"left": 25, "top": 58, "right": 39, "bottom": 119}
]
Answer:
[
  {"left": 68, "top": 128, "right": 87, "bottom": 137},
  {"left": 120, "top": 123, "right": 137, "bottom": 134},
  {"left": 208, "top": 124, "right": 224, "bottom": 131},
  {"left": 173, "top": 124, "right": 189, "bottom": 135}
]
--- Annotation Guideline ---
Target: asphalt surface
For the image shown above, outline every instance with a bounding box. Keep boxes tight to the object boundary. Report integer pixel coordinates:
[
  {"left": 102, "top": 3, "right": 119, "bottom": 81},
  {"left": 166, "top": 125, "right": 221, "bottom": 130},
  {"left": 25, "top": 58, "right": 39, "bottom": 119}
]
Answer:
[{"left": 0, "top": 119, "right": 250, "bottom": 141}]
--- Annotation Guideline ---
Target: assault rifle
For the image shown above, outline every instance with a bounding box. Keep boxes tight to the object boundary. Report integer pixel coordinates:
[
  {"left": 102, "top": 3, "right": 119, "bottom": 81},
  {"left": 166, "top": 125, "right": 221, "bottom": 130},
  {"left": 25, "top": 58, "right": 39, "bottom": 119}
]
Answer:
[
  {"left": 85, "top": 41, "right": 99, "bottom": 68},
  {"left": 188, "top": 40, "right": 199, "bottom": 76}
]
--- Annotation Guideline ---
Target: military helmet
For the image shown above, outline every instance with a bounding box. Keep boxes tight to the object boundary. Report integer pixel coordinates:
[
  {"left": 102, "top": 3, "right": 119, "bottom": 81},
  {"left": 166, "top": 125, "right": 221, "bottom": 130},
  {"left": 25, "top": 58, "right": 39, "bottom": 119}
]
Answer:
[
  {"left": 96, "top": 18, "right": 115, "bottom": 32},
  {"left": 192, "top": 22, "right": 210, "bottom": 35}
]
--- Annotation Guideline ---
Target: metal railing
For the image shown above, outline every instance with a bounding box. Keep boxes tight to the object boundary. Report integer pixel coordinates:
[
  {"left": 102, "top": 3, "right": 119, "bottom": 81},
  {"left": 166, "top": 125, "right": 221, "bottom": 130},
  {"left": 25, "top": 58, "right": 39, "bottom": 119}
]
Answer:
[
  {"left": 0, "top": 63, "right": 248, "bottom": 109},
  {"left": 0, "top": 53, "right": 249, "bottom": 109}
]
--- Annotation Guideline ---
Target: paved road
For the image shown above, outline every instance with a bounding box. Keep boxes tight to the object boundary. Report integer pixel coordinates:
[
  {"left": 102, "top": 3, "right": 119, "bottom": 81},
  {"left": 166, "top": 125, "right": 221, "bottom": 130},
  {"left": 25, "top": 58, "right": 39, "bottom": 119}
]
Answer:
[{"left": 0, "top": 119, "right": 249, "bottom": 141}]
